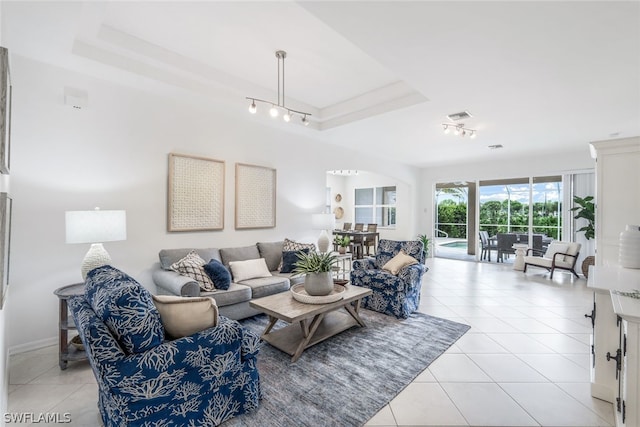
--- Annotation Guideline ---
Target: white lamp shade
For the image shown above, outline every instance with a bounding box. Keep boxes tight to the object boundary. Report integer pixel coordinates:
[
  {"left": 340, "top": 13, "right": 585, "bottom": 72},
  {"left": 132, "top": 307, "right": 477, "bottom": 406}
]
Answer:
[
  {"left": 312, "top": 213, "right": 335, "bottom": 230},
  {"left": 65, "top": 210, "right": 127, "bottom": 244}
]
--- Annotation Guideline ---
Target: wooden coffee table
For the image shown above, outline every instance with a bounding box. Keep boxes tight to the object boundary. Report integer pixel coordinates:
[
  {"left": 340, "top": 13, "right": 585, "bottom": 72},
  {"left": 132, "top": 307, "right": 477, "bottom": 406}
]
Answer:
[{"left": 249, "top": 284, "right": 372, "bottom": 362}]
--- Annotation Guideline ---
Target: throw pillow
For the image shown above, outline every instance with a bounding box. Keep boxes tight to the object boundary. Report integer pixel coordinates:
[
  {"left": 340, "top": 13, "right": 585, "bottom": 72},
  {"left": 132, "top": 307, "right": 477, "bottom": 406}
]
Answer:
[
  {"left": 228, "top": 258, "right": 272, "bottom": 282},
  {"left": 544, "top": 242, "right": 570, "bottom": 261},
  {"left": 203, "top": 259, "right": 232, "bottom": 290},
  {"left": 152, "top": 295, "right": 218, "bottom": 339},
  {"left": 382, "top": 250, "right": 418, "bottom": 275},
  {"left": 280, "top": 238, "right": 316, "bottom": 269},
  {"left": 170, "top": 250, "right": 215, "bottom": 291},
  {"left": 280, "top": 248, "right": 310, "bottom": 274},
  {"left": 85, "top": 265, "right": 164, "bottom": 354}
]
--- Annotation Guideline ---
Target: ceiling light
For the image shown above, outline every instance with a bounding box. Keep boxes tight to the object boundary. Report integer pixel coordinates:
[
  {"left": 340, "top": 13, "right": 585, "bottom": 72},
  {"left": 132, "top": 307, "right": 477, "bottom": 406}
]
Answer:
[
  {"left": 441, "top": 123, "right": 477, "bottom": 139},
  {"left": 246, "top": 50, "right": 312, "bottom": 126}
]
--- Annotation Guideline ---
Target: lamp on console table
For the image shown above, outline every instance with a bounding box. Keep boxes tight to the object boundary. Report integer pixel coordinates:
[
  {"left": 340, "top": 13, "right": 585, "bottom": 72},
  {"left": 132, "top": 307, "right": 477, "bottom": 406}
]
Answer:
[
  {"left": 65, "top": 208, "right": 127, "bottom": 279},
  {"left": 312, "top": 213, "right": 335, "bottom": 253}
]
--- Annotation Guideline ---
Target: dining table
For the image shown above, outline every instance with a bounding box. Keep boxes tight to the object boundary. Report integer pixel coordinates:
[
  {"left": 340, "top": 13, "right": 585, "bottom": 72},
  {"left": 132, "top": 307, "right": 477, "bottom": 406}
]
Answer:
[{"left": 332, "top": 230, "right": 380, "bottom": 259}]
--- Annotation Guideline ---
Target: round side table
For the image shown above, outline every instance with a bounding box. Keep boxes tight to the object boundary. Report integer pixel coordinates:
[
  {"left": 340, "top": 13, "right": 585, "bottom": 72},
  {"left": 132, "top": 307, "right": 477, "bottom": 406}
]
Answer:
[
  {"left": 53, "top": 283, "right": 87, "bottom": 370},
  {"left": 512, "top": 244, "right": 529, "bottom": 271}
]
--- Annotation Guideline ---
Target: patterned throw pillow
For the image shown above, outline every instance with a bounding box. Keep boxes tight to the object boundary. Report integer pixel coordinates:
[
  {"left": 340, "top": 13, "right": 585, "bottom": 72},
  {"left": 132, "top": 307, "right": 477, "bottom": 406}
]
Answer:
[
  {"left": 280, "top": 238, "right": 316, "bottom": 270},
  {"left": 170, "top": 250, "right": 215, "bottom": 291}
]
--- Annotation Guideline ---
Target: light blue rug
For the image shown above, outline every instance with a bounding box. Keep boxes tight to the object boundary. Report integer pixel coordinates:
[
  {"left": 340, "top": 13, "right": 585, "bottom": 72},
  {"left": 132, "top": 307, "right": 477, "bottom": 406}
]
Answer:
[{"left": 227, "top": 309, "right": 470, "bottom": 427}]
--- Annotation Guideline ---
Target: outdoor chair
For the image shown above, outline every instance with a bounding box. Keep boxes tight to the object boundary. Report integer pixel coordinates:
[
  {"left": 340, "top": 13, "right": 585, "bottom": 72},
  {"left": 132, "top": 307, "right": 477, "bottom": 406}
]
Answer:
[
  {"left": 523, "top": 241, "right": 581, "bottom": 278},
  {"left": 350, "top": 239, "right": 426, "bottom": 319},
  {"left": 497, "top": 233, "right": 518, "bottom": 262},
  {"left": 479, "top": 231, "right": 497, "bottom": 261}
]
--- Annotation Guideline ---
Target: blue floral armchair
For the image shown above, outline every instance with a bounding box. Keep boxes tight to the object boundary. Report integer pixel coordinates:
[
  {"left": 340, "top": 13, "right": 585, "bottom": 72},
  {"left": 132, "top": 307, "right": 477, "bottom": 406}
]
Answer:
[
  {"left": 68, "top": 266, "right": 261, "bottom": 426},
  {"left": 350, "top": 239, "right": 427, "bottom": 319}
]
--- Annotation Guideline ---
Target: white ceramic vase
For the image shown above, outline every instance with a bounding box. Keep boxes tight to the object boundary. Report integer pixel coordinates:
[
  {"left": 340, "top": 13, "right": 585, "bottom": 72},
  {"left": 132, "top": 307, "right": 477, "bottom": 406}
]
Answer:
[
  {"left": 619, "top": 224, "right": 640, "bottom": 269},
  {"left": 304, "top": 272, "right": 333, "bottom": 296}
]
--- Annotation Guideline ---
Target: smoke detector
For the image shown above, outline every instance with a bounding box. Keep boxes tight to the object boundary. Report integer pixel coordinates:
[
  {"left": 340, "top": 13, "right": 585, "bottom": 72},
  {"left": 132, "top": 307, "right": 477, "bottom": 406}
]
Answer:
[
  {"left": 488, "top": 144, "right": 503, "bottom": 150},
  {"left": 447, "top": 111, "right": 472, "bottom": 121}
]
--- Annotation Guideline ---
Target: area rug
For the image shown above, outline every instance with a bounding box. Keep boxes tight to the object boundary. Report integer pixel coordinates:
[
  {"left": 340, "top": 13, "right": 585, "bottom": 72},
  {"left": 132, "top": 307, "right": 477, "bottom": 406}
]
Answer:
[{"left": 226, "top": 309, "right": 470, "bottom": 427}]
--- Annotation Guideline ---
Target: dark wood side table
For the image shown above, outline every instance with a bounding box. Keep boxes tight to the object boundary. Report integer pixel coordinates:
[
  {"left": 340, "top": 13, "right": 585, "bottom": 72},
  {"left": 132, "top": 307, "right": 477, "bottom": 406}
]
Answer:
[{"left": 53, "top": 283, "right": 87, "bottom": 370}]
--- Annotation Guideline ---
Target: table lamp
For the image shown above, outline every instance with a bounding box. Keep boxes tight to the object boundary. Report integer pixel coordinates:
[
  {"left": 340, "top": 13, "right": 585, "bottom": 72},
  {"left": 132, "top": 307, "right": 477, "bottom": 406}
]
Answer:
[
  {"left": 312, "top": 213, "right": 335, "bottom": 253},
  {"left": 65, "top": 208, "right": 127, "bottom": 279}
]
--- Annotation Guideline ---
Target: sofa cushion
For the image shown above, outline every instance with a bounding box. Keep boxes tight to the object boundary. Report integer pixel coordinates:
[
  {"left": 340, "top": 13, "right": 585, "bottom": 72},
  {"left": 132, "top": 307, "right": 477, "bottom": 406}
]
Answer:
[
  {"left": 203, "top": 259, "right": 232, "bottom": 290},
  {"left": 152, "top": 295, "right": 218, "bottom": 339},
  {"left": 237, "top": 276, "right": 290, "bottom": 299},
  {"left": 382, "top": 250, "right": 418, "bottom": 275},
  {"left": 159, "top": 248, "right": 221, "bottom": 270},
  {"left": 219, "top": 245, "right": 261, "bottom": 267},
  {"left": 85, "top": 265, "right": 164, "bottom": 354},
  {"left": 170, "top": 251, "right": 215, "bottom": 291},
  {"left": 257, "top": 241, "right": 284, "bottom": 271},
  {"left": 200, "top": 283, "right": 252, "bottom": 307},
  {"left": 229, "top": 258, "right": 272, "bottom": 282}
]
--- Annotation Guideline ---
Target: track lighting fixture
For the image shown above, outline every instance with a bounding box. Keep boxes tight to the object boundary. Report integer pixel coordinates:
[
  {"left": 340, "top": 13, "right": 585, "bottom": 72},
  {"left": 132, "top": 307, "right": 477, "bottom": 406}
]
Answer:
[
  {"left": 246, "top": 50, "right": 312, "bottom": 126},
  {"left": 441, "top": 123, "right": 477, "bottom": 138}
]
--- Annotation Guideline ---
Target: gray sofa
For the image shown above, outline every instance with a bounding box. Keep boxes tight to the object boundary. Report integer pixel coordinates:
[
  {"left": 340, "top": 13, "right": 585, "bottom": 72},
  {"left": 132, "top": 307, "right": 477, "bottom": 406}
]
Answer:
[{"left": 152, "top": 241, "right": 304, "bottom": 320}]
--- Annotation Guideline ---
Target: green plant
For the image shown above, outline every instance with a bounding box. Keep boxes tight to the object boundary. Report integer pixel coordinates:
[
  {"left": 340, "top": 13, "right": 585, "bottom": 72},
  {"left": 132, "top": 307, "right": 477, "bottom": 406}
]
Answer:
[
  {"left": 333, "top": 235, "right": 350, "bottom": 247},
  {"left": 417, "top": 234, "right": 431, "bottom": 258},
  {"left": 292, "top": 251, "right": 337, "bottom": 275},
  {"left": 570, "top": 195, "right": 595, "bottom": 240}
]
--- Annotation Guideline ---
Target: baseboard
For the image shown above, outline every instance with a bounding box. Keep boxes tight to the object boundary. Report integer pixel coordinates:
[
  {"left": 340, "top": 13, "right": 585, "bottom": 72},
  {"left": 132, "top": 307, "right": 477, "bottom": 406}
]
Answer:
[{"left": 9, "top": 336, "right": 57, "bottom": 356}]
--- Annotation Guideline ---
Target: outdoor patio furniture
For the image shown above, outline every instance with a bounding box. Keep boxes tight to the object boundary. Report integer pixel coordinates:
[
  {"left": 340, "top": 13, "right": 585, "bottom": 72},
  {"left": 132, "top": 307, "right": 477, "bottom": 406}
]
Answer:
[
  {"left": 497, "top": 233, "right": 518, "bottom": 262},
  {"left": 479, "top": 231, "right": 497, "bottom": 261}
]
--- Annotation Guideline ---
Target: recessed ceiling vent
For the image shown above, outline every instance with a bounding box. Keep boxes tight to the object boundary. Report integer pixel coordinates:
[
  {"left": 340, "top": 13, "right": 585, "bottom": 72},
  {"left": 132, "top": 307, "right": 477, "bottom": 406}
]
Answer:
[
  {"left": 447, "top": 111, "right": 472, "bottom": 121},
  {"left": 488, "top": 144, "right": 503, "bottom": 150}
]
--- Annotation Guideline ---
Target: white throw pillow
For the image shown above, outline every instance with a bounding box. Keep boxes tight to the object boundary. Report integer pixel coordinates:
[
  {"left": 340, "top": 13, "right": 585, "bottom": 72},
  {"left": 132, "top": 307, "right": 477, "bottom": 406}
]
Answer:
[
  {"left": 229, "top": 258, "right": 273, "bottom": 282},
  {"left": 152, "top": 295, "right": 218, "bottom": 339},
  {"left": 382, "top": 250, "right": 418, "bottom": 275},
  {"left": 544, "top": 242, "right": 570, "bottom": 261}
]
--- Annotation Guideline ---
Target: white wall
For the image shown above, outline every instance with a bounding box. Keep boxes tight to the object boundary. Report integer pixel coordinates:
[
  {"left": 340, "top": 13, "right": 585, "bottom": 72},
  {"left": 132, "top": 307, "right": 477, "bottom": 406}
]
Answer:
[
  {"left": 419, "top": 152, "right": 596, "bottom": 243},
  {"left": 5, "top": 55, "right": 421, "bottom": 353},
  {"left": 0, "top": 3, "right": 8, "bottom": 418}
]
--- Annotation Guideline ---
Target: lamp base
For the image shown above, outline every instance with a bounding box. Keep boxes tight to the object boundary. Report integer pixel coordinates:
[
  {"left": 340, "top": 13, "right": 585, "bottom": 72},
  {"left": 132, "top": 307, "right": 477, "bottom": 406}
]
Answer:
[
  {"left": 81, "top": 243, "right": 112, "bottom": 279},
  {"left": 317, "top": 230, "right": 330, "bottom": 253}
]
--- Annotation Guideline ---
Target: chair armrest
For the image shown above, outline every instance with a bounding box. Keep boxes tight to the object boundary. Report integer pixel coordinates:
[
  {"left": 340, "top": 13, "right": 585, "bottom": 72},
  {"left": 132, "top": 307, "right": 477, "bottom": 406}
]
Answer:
[
  {"left": 526, "top": 248, "right": 545, "bottom": 256},
  {"left": 153, "top": 268, "right": 200, "bottom": 297},
  {"left": 353, "top": 258, "right": 376, "bottom": 270},
  {"left": 398, "top": 263, "right": 426, "bottom": 291}
]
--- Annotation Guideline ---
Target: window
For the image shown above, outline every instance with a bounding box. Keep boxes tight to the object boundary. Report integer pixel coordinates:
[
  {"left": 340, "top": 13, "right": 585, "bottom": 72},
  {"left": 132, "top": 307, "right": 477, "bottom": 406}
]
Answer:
[{"left": 354, "top": 186, "right": 396, "bottom": 227}]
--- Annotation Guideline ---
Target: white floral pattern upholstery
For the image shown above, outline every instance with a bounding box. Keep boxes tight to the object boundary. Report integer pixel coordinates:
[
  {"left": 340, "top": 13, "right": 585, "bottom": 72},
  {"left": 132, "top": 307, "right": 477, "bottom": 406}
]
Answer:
[
  {"left": 351, "top": 239, "right": 427, "bottom": 319},
  {"left": 69, "top": 266, "right": 261, "bottom": 426}
]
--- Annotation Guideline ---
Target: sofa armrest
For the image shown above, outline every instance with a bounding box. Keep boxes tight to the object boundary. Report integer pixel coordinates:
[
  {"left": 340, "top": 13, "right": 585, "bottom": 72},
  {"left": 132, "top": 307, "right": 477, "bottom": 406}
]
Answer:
[
  {"left": 153, "top": 268, "right": 200, "bottom": 297},
  {"left": 353, "top": 258, "right": 376, "bottom": 270}
]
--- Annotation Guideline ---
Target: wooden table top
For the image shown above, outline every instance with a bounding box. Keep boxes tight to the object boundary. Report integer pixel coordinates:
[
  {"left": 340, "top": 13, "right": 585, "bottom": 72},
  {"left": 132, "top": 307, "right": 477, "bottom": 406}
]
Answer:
[{"left": 249, "top": 284, "right": 372, "bottom": 324}]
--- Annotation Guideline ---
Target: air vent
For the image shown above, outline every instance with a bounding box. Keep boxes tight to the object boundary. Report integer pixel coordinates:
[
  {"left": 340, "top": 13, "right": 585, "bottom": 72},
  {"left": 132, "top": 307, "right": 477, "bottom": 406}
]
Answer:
[
  {"left": 447, "top": 111, "right": 472, "bottom": 121},
  {"left": 488, "top": 144, "right": 503, "bottom": 150}
]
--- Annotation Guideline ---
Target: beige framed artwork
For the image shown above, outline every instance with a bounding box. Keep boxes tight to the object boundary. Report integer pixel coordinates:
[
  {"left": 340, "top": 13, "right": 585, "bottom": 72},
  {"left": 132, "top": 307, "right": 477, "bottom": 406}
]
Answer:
[
  {"left": 168, "top": 153, "right": 225, "bottom": 231},
  {"left": 235, "top": 163, "right": 276, "bottom": 229}
]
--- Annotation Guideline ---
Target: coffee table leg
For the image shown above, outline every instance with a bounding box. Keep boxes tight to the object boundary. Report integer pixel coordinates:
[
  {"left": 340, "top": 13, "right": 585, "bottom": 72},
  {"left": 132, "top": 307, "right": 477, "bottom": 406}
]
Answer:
[
  {"left": 344, "top": 301, "right": 367, "bottom": 328},
  {"left": 262, "top": 316, "right": 279, "bottom": 337},
  {"left": 292, "top": 313, "right": 325, "bottom": 362},
  {"left": 299, "top": 318, "right": 309, "bottom": 338}
]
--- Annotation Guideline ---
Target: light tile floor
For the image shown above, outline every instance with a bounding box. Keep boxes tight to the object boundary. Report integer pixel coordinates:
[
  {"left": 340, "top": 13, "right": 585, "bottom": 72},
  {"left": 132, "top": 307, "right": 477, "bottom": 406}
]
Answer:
[{"left": 8, "top": 257, "right": 614, "bottom": 426}]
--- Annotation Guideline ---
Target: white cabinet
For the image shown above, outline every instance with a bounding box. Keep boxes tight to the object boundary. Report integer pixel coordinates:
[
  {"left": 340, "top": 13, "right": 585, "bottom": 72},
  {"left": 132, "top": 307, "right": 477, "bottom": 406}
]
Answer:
[
  {"left": 590, "top": 137, "right": 640, "bottom": 267},
  {"left": 589, "top": 266, "right": 640, "bottom": 427}
]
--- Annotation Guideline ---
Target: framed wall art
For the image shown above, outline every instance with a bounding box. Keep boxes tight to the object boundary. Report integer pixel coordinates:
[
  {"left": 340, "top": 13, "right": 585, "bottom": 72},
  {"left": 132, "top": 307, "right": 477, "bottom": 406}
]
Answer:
[
  {"left": 0, "top": 192, "right": 12, "bottom": 309},
  {"left": 168, "top": 153, "right": 225, "bottom": 231},
  {"left": 235, "top": 163, "right": 276, "bottom": 229},
  {"left": 0, "top": 47, "right": 11, "bottom": 175}
]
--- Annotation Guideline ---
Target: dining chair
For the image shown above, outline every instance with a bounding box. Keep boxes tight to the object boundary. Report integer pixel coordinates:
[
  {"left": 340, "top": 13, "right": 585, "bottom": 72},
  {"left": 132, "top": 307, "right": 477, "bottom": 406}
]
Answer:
[
  {"left": 354, "top": 223, "right": 364, "bottom": 231},
  {"left": 350, "top": 223, "right": 365, "bottom": 258},
  {"left": 343, "top": 222, "right": 352, "bottom": 231},
  {"left": 363, "top": 223, "right": 378, "bottom": 256}
]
